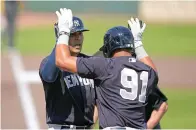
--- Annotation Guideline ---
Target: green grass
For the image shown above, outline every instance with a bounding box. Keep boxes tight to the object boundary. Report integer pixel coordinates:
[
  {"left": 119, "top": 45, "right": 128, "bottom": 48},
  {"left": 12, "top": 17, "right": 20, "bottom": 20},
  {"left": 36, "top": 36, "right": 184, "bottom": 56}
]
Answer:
[
  {"left": 143, "top": 24, "right": 196, "bottom": 57},
  {"left": 93, "top": 87, "right": 196, "bottom": 129},
  {"left": 160, "top": 87, "right": 196, "bottom": 129},
  {"left": 2, "top": 17, "right": 196, "bottom": 56}
]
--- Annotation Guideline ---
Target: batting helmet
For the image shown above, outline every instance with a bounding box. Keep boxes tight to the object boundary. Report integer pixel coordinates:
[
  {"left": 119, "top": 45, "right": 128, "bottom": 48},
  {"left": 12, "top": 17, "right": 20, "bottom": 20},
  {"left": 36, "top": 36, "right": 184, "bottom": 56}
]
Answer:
[
  {"left": 54, "top": 16, "right": 89, "bottom": 38},
  {"left": 100, "top": 26, "right": 135, "bottom": 57}
]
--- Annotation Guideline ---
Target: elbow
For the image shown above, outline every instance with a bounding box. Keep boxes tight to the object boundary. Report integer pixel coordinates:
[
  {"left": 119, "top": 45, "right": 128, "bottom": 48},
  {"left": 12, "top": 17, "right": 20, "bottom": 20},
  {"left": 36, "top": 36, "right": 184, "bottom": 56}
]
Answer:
[
  {"left": 55, "top": 57, "right": 64, "bottom": 68},
  {"left": 55, "top": 57, "right": 60, "bottom": 67},
  {"left": 55, "top": 56, "right": 70, "bottom": 71},
  {"left": 164, "top": 102, "right": 169, "bottom": 113}
]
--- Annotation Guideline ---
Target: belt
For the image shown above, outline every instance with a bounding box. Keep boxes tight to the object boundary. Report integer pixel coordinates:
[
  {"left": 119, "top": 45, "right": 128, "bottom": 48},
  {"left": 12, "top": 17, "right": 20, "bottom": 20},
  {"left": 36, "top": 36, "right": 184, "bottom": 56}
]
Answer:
[
  {"left": 61, "top": 125, "right": 91, "bottom": 129},
  {"left": 48, "top": 124, "right": 92, "bottom": 129},
  {"left": 102, "top": 126, "right": 137, "bottom": 130}
]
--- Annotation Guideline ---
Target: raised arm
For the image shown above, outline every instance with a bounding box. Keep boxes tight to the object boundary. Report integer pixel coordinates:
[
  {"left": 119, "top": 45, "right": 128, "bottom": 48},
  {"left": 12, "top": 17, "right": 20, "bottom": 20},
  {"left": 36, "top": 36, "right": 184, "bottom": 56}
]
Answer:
[
  {"left": 128, "top": 18, "right": 157, "bottom": 71},
  {"left": 55, "top": 8, "right": 77, "bottom": 73},
  {"left": 39, "top": 47, "right": 60, "bottom": 82}
]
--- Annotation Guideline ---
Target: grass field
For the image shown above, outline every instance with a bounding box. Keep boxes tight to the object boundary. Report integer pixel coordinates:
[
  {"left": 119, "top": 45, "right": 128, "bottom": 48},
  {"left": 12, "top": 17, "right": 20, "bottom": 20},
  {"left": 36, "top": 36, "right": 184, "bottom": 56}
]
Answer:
[
  {"left": 2, "top": 18, "right": 196, "bottom": 57},
  {"left": 157, "top": 87, "right": 196, "bottom": 129}
]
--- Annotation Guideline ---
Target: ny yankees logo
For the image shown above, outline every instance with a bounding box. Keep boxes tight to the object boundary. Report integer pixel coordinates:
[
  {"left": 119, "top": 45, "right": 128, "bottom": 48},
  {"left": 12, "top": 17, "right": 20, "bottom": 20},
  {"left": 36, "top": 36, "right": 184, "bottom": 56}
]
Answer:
[{"left": 74, "top": 20, "right": 80, "bottom": 27}]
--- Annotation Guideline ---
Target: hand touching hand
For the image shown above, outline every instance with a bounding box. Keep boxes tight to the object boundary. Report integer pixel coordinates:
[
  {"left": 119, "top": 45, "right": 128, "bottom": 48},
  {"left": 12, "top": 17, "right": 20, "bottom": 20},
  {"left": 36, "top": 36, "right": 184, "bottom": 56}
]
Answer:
[{"left": 56, "top": 8, "right": 73, "bottom": 35}]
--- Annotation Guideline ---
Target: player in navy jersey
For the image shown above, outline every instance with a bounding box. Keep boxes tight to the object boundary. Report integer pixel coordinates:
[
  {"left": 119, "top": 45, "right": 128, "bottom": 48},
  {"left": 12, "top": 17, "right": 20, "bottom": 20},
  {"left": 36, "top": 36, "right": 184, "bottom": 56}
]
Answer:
[
  {"left": 93, "top": 20, "right": 168, "bottom": 129},
  {"left": 39, "top": 15, "right": 98, "bottom": 129},
  {"left": 54, "top": 8, "right": 168, "bottom": 129}
]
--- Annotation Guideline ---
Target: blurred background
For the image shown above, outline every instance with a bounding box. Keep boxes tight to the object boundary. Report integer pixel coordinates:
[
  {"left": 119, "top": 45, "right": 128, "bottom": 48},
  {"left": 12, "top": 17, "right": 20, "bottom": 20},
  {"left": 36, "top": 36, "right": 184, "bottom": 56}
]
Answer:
[{"left": 1, "top": 1, "right": 196, "bottom": 129}]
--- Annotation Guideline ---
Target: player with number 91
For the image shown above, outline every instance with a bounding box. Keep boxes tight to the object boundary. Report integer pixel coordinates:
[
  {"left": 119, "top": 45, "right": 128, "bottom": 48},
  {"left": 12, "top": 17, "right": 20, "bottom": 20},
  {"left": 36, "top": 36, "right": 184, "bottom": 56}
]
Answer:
[{"left": 54, "top": 8, "right": 168, "bottom": 129}]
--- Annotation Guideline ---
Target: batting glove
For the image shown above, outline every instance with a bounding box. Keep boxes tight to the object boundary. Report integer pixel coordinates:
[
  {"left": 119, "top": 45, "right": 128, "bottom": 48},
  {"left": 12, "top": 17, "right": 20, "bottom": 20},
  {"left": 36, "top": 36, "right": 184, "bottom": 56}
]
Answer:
[
  {"left": 56, "top": 8, "right": 73, "bottom": 35},
  {"left": 128, "top": 18, "right": 146, "bottom": 48}
]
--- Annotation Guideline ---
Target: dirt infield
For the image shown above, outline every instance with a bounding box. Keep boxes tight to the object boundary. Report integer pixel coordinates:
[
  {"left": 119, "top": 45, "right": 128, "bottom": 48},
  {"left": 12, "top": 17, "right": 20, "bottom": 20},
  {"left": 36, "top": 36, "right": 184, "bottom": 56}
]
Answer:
[
  {"left": 16, "top": 12, "right": 56, "bottom": 29},
  {"left": 1, "top": 12, "right": 196, "bottom": 129}
]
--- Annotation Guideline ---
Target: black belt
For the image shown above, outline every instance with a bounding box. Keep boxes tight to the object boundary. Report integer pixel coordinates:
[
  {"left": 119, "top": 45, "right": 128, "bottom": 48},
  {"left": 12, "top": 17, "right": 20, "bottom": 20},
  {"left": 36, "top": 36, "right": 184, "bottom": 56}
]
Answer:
[
  {"left": 48, "top": 124, "right": 92, "bottom": 129},
  {"left": 61, "top": 125, "right": 91, "bottom": 129}
]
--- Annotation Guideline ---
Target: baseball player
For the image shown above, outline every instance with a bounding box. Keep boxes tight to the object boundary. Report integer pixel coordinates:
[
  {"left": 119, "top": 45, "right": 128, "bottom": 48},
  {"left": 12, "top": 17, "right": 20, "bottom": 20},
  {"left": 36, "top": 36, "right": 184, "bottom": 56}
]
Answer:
[
  {"left": 93, "top": 19, "right": 168, "bottom": 129},
  {"left": 4, "top": 1, "right": 23, "bottom": 48},
  {"left": 54, "top": 8, "right": 168, "bottom": 129},
  {"left": 39, "top": 16, "right": 98, "bottom": 129}
]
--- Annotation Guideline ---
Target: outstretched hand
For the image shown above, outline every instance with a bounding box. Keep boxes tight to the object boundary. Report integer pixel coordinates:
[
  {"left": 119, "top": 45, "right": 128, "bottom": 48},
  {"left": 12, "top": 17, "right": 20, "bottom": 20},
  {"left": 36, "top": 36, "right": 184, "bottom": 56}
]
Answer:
[
  {"left": 56, "top": 8, "right": 73, "bottom": 35},
  {"left": 128, "top": 18, "right": 146, "bottom": 48}
]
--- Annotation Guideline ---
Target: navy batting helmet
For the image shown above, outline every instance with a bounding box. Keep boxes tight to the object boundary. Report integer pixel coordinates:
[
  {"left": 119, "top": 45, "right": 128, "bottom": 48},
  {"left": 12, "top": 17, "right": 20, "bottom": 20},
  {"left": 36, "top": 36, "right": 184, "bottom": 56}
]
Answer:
[
  {"left": 54, "top": 16, "right": 89, "bottom": 38},
  {"left": 100, "top": 26, "right": 135, "bottom": 57}
]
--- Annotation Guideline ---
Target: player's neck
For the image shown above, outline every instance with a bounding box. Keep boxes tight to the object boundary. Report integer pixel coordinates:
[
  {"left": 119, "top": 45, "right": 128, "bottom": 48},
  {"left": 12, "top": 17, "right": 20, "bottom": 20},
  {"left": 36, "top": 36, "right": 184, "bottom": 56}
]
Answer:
[
  {"left": 113, "top": 50, "right": 132, "bottom": 57},
  {"left": 70, "top": 52, "right": 78, "bottom": 57}
]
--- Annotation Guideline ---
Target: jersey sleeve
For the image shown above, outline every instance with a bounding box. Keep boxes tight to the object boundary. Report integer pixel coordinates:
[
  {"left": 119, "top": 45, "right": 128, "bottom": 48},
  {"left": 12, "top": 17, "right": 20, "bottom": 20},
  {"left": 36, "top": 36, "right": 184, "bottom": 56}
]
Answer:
[
  {"left": 39, "top": 47, "right": 60, "bottom": 83},
  {"left": 148, "top": 68, "right": 168, "bottom": 109},
  {"left": 149, "top": 86, "right": 168, "bottom": 109},
  {"left": 76, "top": 56, "right": 109, "bottom": 80},
  {"left": 145, "top": 69, "right": 168, "bottom": 120},
  {"left": 145, "top": 85, "right": 168, "bottom": 121}
]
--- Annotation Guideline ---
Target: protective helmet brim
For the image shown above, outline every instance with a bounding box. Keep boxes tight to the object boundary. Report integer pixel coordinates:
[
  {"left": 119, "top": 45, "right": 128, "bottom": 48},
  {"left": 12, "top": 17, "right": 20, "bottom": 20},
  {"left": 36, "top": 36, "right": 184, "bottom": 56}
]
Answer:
[{"left": 71, "top": 28, "right": 89, "bottom": 34}]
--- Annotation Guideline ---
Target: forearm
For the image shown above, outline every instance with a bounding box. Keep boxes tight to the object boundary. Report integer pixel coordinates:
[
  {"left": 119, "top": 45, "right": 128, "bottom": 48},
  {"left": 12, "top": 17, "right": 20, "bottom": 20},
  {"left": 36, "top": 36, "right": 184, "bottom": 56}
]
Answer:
[
  {"left": 135, "top": 44, "right": 157, "bottom": 71},
  {"left": 91, "top": 105, "right": 99, "bottom": 129},
  {"left": 55, "top": 35, "right": 77, "bottom": 73},
  {"left": 40, "top": 48, "right": 60, "bottom": 82},
  {"left": 93, "top": 105, "right": 99, "bottom": 123},
  {"left": 147, "top": 102, "right": 168, "bottom": 129},
  {"left": 128, "top": 18, "right": 157, "bottom": 71},
  {"left": 139, "top": 56, "right": 157, "bottom": 71}
]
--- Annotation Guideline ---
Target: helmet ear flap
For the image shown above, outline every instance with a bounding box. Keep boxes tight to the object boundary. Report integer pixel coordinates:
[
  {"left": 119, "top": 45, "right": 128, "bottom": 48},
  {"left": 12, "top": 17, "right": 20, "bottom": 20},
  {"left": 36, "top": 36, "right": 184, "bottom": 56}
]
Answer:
[
  {"left": 103, "top": 45, "right": 109, "bottom": 58},
  {"left": 99, "top": 45, "right": 108, "bottom": 58}
]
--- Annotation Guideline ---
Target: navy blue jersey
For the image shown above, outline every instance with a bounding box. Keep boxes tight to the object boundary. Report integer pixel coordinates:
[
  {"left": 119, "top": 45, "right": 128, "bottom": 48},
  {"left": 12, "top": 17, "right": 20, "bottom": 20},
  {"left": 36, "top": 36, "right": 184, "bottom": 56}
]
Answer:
[
  {"left": 39, "top": 53, "right": 95, "bottom": 126},
  {"left": 77, "top": 56, "right": 159, "bottom": 129},
  {"left": 93, "top": 50, "right": 168, "bottom": 128},
  {"left": 145, "top": 86, "right": 168, "bottom": 121}
]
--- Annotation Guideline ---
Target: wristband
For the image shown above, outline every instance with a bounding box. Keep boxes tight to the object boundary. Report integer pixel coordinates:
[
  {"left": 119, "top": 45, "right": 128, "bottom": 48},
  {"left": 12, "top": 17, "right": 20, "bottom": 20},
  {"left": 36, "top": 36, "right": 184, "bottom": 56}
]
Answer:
[
  {"left": 135, "top": 45, "right": 148, "bottom": 60},
  {"left": 134, "top": 41, "right": 143, "bottom": 48},
  {"left": 59, "top": 31, "right": 70, "bottom": 37},
  {"left": 57, "top": 34, "right": 69, "bottom": 45}
]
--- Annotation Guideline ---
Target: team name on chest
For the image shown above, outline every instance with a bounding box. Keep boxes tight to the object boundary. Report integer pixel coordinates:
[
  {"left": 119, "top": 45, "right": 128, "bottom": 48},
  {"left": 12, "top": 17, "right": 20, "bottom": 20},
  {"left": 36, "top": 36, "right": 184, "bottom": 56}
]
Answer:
[{"left": 63, "top": 74, "right": 94, "bottom": 89}]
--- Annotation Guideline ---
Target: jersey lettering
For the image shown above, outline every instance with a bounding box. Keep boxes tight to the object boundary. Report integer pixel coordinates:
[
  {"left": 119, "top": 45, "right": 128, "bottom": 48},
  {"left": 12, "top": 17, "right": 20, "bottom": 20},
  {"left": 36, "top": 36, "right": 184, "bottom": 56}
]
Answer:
[{"left": 64, "top": 74, "right": 94, "bottom": 89}]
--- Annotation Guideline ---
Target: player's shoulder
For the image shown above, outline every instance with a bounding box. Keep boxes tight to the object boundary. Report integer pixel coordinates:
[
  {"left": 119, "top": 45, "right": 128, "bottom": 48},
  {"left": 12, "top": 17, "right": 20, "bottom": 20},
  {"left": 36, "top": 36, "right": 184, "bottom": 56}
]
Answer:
[
  {"left": 115, "top": 56, "right": 157, "bottom": 72},
  {"left": 135, "top": 58, "right": 156, "bottom": 73},
  {"left": 39, "top": 56, "right": 49, "bottom": 70},
  {"left": 39, "top": 56, "right": 48, "bottom": 80},
  {"left": 138, "top": 61, "right": 158, "bottom": 79},
  {"left": 113, "top": 56, "right": 142, "bottom": 65}
]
